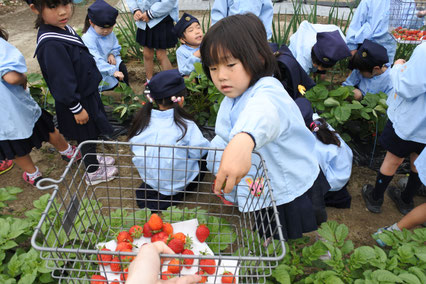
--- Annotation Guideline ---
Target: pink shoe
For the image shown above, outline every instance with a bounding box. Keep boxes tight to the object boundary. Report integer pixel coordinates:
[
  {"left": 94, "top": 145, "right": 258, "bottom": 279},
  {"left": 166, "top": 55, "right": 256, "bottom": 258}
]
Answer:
[
  {"left": 0, "top": 160, "right": 13, "bottom": 175},
  {"left": 22, "top": 170, "right": 43, "bottom": 186},
  {"left": 97, "top": 155, "right": 115, "bottom": 165},
  {"left": 61, "top": 145, "right": 82, "bottom": 163},
  {"left": 85, "top": 165, "right": 118, "bottom": 185}
]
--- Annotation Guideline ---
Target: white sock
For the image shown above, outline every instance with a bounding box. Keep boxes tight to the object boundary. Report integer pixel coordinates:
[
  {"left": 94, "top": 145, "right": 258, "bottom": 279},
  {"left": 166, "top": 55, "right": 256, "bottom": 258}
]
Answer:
[
  {"left": 27, "top": 166, "right": 40, "bottom": 177},
  {"left": 59, "top": 144, "right": 73, "bottom": 156}
]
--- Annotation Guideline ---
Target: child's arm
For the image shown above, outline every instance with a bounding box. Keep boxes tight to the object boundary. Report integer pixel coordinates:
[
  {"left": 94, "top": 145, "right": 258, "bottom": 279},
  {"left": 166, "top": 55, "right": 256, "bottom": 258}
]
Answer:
[
  {"left": 260, "top": 0, "right": 274, "bottom": 40},
  {"left": 214, "top": 132, "right": 255, "bottom": 194},
  {"left": 2, "top": 71, "right": 27, "bottom": 89},
  {"left": 83, "top": 38, "right": 119, "bottom": 78},
  {"left": 210, "top": 0, "right": 227, "bottom": 26},
  {"left": 125, "top": 0, "right": 143, "bottom": 20},
  {"left": 345, "top": 0, "right": 370, "bottom": 52},
  {"left": 176, "top": 47, "right": 201, "bottom": 76},
  {"left": 145, "top": 0, "right": 177, "bottom": 20}
]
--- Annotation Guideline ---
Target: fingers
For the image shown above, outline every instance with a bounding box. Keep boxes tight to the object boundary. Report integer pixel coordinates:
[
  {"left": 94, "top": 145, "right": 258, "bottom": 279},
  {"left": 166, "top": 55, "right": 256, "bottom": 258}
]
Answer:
[
  {"left": 152, "top": 241, "right": 175, "bottom": 255},
  {"left": 168, "top": 275, "right": 203, "bottom": 284}
]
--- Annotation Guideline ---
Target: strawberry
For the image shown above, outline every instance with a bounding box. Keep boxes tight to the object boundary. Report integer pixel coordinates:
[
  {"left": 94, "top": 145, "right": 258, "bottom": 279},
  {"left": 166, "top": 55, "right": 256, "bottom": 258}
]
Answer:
[
  {"left": 90, "top": 275, "right": 106, "bottom": 284},
  {"left": 196, "top": 224, "right": 210, "bottom": 243},
  {"left": 111, "top": 281, "right": 119, "bottom": 284},
  {"left": 116, "top": 241, "right": 133, "bottom": 251},
  {"left": 196, "top": 270, "right": 208, "bottom": 283},
  {"left": 117, "top": 231, "right": 133, "bottom": 243},
  {"left": 143, "top": 222, "right": 153, "bottom": 237},
  {"left": 168, "top": 238, "right": 184, "bottom": 253},
  {"left": 119, "top": 248, "right": 135, "bottom": 263},
  {"left": 151, "top": 231, "right": 169, "bottom": 243},
  {"left": 120, "top": 268, "right": 129, "bottom": 281},
  {"left": 129, "top": 225, "right": 143, "bottom": 238},
  {"left": 110, "top": 257, "right": 121, "bottom": 272},
  {"left": 161, "top": 271, "right": 175, "bottom": 280},
  {"left": 200, "top": 257, "right": 216, "bottom": 274},
  {"left": 222, "top": 271, "right": 236, "bottom": 283},
  {"left": 97, "top": 248, "right": 112, "bottom": 265},
  {"left": 172, "top": 232, "right": 186, "bottom": 244},
  {"left": 182, "top": 249, "right": 194, "bottom": 269},
  {"left": 148, "top": 213, "right": 163, "bottom": 231},
  {"left": 162, "top": 222, "right": 174, "bottom": 236},
  {"left": 168, "top": 258, "right": 182, "bottom": 274}
]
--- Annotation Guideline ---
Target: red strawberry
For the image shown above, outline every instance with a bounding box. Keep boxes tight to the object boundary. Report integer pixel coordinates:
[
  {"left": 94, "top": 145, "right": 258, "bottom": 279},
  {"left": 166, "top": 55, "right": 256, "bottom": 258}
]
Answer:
[
  {"left": 148, "top": 213, "right": 163, "bottom": 231},
  {"left": 90, "top": 275, "right": 106, "bottom": 284},
  {"left": 151, "top": 231, "right": 169, "bottom": 243},
  {"left": 97, "top": 248, "right": 112, "bottom": 265},
  {"left": 168, "top": 258, "right": 182, "bottom": 274},
  {"left": 196, "top": 270, "right": 208, "bottom": 283},
  {"left": 116, "top": 241, "right": 133, "bottom": 251},
  {"left": 110, "top": 257, "right": 121, "bottom": 272},
  {"left": 129, "top": 225, "right": 143, "bottom": 238},
  {"left": 168, "top": 238, "right": 184, "bottom": 253},
  {"left": 117, "top": 231, "right": 133, "bottom": 243},
  {"left": 200, "top": 258, "right": 216, "bottom": 274},
  {"left": 161, "top": 270, "right": 175, "bottom": 280},
  {"left": 222, "top": 271, "right": 236, "bottom": 283},
  {"left": 172, "top": 232, "right": 186, "bottom": 244},
  {"left": 143, "top": 222, "right": 153, "bottom": 237},
  {"left": 162, "top": 222, "right": 174, "bottom": 236},
  {"left": 182, "top": 249, "right": 194, "bottom": 269},
  {"left": 196, "top": 225, "right": 210, "bottom": 243},
  {"left": 119, "top": 248, "right": 135, "bottom": 263},
  {"left": 111, "top": 281, "right": 119, "bottom": 284},
  {"left": 120, "top": 268, "right": 129, "bottom": 281}
]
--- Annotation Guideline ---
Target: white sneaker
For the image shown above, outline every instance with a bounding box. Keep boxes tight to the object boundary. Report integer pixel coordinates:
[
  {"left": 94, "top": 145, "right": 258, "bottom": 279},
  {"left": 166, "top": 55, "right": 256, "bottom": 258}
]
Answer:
[
  {"left": 85, "top": 165, "right": 118, "bottom": 185},
  {"left": 97, "top": 155, "right": 115, "bottom": 165}
]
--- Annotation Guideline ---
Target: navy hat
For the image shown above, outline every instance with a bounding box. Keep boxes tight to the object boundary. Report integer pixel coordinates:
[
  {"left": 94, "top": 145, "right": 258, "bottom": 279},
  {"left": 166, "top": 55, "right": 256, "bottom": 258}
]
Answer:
[
  {"left": 173, "top": 13, "right": 199, "bottom": 38},
  {"left": 148, "top": 69, "right": 186, "bottom": 99},
  {"left": 295, "top": 97, "right": 313, "bottom": 128},
  {"left": 313, "top": 30, "right": 351, "bottom": 66},
  {"left": 349, "top": 39, "right": 389, "bottom": 70},
  {"left": 88, "top": 0, "right": 118, "bottom": 28}
]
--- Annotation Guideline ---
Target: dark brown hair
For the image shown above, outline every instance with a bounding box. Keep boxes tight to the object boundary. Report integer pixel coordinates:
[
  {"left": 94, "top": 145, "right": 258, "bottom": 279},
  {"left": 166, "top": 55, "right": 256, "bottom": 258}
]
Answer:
[
  {"left": 29, "top": 0, "right": 73, "bottom": 29},
  {"left": 82, "top": 14, "right": 90, "bottom": 33},
  {"left": 200, "top": 13, "right": 278, "bottom": 87},
  {"left": 348, "top": 51, "right": 377, "bottom": 73},
  {"left": 0, "top": 26, "right": 8, "bottom": 40},
  {"left": 311, "top": 118, "right": 341, "bottom": 147}
]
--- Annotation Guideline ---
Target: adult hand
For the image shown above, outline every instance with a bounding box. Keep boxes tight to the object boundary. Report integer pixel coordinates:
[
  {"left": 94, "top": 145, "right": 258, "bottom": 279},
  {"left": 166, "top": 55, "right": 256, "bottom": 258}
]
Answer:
[
  {"left": 108, "top": 54, "right": 116, "bottom": 65},
  {"left": 74, "top": 108, "right": 89, "bottom": 125}
]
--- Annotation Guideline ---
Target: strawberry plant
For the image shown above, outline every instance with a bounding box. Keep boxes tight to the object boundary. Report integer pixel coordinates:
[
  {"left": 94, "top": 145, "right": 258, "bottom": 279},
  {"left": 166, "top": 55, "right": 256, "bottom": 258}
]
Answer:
[{"left": 27, "top": 73, "right": 56, "bottom": 115}]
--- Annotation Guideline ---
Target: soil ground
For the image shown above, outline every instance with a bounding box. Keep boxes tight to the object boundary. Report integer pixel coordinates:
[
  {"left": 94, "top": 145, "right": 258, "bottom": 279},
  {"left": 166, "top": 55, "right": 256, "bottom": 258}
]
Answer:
[{"left": 1, "top": 1, "right": 425, "bottom": 251}]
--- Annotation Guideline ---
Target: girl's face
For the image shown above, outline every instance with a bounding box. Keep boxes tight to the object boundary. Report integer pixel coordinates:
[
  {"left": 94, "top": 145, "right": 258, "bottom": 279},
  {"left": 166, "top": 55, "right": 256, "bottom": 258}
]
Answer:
[
  {"left": 208, "top": 53, "right": 251, "bottom": 98},
  {"left": 31, "top": 3, "right": 72, "bottom": 30}
]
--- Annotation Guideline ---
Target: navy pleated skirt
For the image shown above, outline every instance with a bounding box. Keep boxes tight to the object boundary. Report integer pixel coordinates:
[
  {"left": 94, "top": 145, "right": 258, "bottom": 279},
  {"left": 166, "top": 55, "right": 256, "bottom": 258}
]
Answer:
[{"left": 136, "top": 16, "right": 177, "bottom": 49}]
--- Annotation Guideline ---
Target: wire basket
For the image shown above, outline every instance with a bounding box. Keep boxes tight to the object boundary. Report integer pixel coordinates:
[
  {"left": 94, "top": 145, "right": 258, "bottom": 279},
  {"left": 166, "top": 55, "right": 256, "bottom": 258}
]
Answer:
[
  {"left": 389, "top": 0, "right": 426, "bottom": 44},
  {"left": 31, "top": 141, "right": 286, "bottom": 283}
]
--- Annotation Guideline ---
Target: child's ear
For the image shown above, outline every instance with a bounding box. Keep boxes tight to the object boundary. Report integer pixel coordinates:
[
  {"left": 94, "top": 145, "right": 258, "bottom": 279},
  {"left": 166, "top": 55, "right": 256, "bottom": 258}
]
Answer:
[
  {"left": 29, "top": 4, "right": 39, "bottom": 15},
  {"left": 178, "top": 96, "right": 185, "bottom": 107},
  {"left": 179, "top": 37, "right": 186, "bottom": 45}
]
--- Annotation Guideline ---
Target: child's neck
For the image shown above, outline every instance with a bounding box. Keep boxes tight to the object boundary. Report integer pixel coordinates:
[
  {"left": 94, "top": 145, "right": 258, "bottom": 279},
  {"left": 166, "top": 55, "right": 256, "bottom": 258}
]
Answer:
[
  {"left": 185, "top": 43, "right": 199, "bottom": 49},
  {"left": 158, "top": 105, "right": 172, "bottom": 111}
]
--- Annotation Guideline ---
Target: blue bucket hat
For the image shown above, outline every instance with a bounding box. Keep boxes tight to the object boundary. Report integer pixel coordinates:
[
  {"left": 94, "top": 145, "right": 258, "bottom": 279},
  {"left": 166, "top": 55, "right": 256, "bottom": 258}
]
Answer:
[
  {"left": 172, "top": 13, "right": 199, "bottom": 38},
  {"left": 88, "top": 0, "right": 118, "bottom": 28},
  {"left": 349, "top": 39, "right": 389, "bottom": 70},
  {"left": 313, "top": 30, "right": 351, "bottom": 66},
  {"left": 148, "top": 69, "right": 186, "bottom": 99}
]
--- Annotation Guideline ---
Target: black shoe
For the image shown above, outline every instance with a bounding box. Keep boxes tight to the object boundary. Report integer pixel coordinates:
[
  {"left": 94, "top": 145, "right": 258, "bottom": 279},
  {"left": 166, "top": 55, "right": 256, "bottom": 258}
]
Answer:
[
  {"left": 387, "top": 186, "right": 414, "bottom": 215},
  {"left": 362, "top": 184, "right": 383, "bottom": 213}
]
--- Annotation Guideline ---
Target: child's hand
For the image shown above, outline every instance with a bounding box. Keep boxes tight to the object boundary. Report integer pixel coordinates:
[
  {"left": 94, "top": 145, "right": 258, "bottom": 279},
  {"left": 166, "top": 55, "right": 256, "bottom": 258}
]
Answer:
[
  {"left": 107, "top": 54, "right": 116, "bottom": 65},
  {"left": 114, "top": 71, "right": 125, "bottom": 81},
  {"left": 141, "top": 12, "right": 150, "bottom": 22},
  {"left": 193, "top": 50, "right": 201, "bottom": 58},
  {"left": 350, "top": 49, "right": 357, "bottom": 56},
  {"left": 394, "top": 59, "right": 406, "bottom": 66},
  {"left": 134, "top": 10, "right": 143, "bottom": 21},
  {"left": 417, "top": 10, "right": 426, "bottom": 18},
  {"left": 353, "top": 88, "right": 362, "bottom": 101},
  {"left": 214, "top": 133, "right": 255, "bottom": 194},
  {"left": 74, "top": 109, "right": 89, "bottom": 125}
]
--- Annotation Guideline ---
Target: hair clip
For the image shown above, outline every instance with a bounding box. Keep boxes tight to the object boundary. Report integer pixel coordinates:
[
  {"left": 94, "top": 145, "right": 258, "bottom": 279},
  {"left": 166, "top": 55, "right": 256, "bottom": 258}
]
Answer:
[
  {"left": 171, "top": 96, "right": 182, "bottom": 103},
  {"left": 309, "top": 121, "right": 320, "bottom": 133},
  {"left": 146, "top": 94, "right": 154, "bottom": 103}
]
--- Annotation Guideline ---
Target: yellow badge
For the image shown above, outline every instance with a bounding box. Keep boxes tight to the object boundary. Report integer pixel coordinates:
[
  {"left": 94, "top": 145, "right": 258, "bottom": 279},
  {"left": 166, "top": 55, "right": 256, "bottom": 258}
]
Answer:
[
  {"left": 185, "top": 16, "right": 191, "bottom": 21},
  {"left": 323, "top": 57, "right": 330, "bottom": 62},
  {"left": 362, "top": 51, "right": 368, "bottom": 58}
]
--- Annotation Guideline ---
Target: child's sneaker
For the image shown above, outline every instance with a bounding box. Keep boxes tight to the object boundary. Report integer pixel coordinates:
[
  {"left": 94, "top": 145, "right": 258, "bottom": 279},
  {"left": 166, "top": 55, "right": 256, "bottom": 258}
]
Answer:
[
  {"left": 373, "top": 223, "right": 400, "bottom": 247},
  {"left": 0, "top": 160, "right": 14, "bottom": 175},
  {"left": 387, "top": 186, "right": 414, "bottom": 215},
  {"left": 362, "top": 184, "right": 383, "bottom": 213},
  {"left": 22, "top": 170, "right": 43, "bottom": 186},
  {"left": 61, "top": 145, "right": 82, "bottom": 163},
  {"left": 85, "top": 165, "right": 118, "bottom": 185},
  {"left": 97, "top": 155, "right": 115, "bottom": 165}
]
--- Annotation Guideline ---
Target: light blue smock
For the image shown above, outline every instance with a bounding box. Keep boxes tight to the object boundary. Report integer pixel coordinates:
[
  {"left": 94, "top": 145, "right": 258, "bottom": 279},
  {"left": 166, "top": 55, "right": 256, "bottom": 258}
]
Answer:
[
  {"left": 0, "top": 38, "right": 41, "bottom": 140},
  {"left": 288, "top": 20, "right": 346, "bottom": 74},
  {"left": 387, "top": 42, "right": 426, "bottom": 144},
  {"left": 176, "top": 45, "right": 201, "bottom": 76},
  {"left": 215, "top": 76, "right": 320, "bottom": 211},
  {"left": 130, "top": 108, "right": 210, "bottom": 195},
  {"left": 342, "top": 63, "right": 393, "bottom": 97},
  {"left": 210, "top": 0, "right": 274, "bottom": 40},
  {"left": 312, "top": 114, "right": 353, "bottom": 192},
  {"left": 414, "top": 148, "right": 426, "bottom": 185},
  {"left": 126, "top": 0, "right": 178, "bottom": 30},
  {"left": 82, "top": 26, "right": 122, "bottom": 92}
]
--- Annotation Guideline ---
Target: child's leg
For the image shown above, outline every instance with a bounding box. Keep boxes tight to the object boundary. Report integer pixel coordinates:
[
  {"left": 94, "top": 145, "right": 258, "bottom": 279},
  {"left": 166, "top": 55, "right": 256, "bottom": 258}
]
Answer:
[
  {"left": 79, "top": 142, "right": 99, "bottom": 173},
  {"left": 400, "top": 153, "right": 422, "bottom": 204},
  {"left": 48, "top": 127, "right": 68, "bottom": 152},
  {"left": 118, "top": 62, "right": 130, "bottom": 86},
  {"left": 156, "top": 49, "right": 173, "bottom": 71},
  {"left": 143, "top": 47, "right": 155, "bottom": 80},
  {"left": 14, "top": 154, "right": 37, "bottom": 174},
  {"left": 373, "top": 151, "right": 404, "bottom": 200}
]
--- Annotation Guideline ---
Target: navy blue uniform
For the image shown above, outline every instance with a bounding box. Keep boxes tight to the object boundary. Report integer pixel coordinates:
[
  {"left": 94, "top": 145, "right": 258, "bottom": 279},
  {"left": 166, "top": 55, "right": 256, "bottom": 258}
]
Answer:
[{"left": 35, "top": 24, "right": 112, "bottom": 142}]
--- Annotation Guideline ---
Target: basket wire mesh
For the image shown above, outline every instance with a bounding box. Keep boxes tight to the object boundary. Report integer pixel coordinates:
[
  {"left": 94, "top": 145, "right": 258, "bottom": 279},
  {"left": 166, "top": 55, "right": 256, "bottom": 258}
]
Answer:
[
  {"left": 31, "top": 140, "right": 286, "bottom": 283},
  {"left": 389, "top": 0, "right": 426, "bottom": 44}
]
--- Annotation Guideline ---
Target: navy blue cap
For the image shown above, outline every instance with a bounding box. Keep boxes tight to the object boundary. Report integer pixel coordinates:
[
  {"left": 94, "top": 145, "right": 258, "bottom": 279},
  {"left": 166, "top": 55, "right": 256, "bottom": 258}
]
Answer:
[
  {"left": 173, "top": 13, "right": 199, "bottom": 38},
  {"left": 313, "top": 30, "right": 351, "bottom": 66},
  {"left": 351, "top": 39, "right": 389, "bottom": 69},
  {"left": 148, "top": 69, "right": 186, "bottom": 99},
  {"left": 88, "top": 0, "right": 118, "bottom": 28},
  {"left": 295, "top": 97, "right": 313, "bottom": 128}
]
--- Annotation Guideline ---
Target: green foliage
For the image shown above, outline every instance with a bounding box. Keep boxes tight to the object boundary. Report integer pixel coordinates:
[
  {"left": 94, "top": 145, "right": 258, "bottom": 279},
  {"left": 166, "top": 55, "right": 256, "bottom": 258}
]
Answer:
[
  {"left": 107, "top": 82, "right": 146, "bottom": 123},
  {"left": 27, "top": 73, "right": 56, "bottom": 115},
  {"left": 184, "top": 62, "right": 224, "bottom": 126},
  {"left": 305, "top": 82, "right": 388, "bottom": 142}
]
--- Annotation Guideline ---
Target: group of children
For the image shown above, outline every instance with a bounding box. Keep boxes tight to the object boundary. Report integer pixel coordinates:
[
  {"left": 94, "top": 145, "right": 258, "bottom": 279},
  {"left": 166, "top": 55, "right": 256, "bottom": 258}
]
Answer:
[{"left": 1, "top": 0, "right": 425, "bottom": 242}]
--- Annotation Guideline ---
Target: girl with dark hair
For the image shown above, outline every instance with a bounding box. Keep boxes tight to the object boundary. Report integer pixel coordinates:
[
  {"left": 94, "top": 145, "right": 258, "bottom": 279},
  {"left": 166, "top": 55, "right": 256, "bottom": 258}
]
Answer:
[
  {"left": 28, "top": 0, "right": 118, "bottom": 185},
  {"left": 0, "top": 26, "right": 81, "bottom": 186},
  {"left": 202, "top": 13, "right": 330, "bottom": 240},
  {"left": 128, "top": 69, "right": 209, "bottom": 211}
]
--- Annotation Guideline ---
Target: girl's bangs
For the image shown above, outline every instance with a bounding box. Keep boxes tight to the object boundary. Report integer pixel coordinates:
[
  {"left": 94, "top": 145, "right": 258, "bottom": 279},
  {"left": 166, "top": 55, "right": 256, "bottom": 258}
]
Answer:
[
  {"left": 204, "top": 41, "right": 237, "bottom": 67},
  {"left": 42, "top": 0, "right": 72, "bottom": 8}
]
